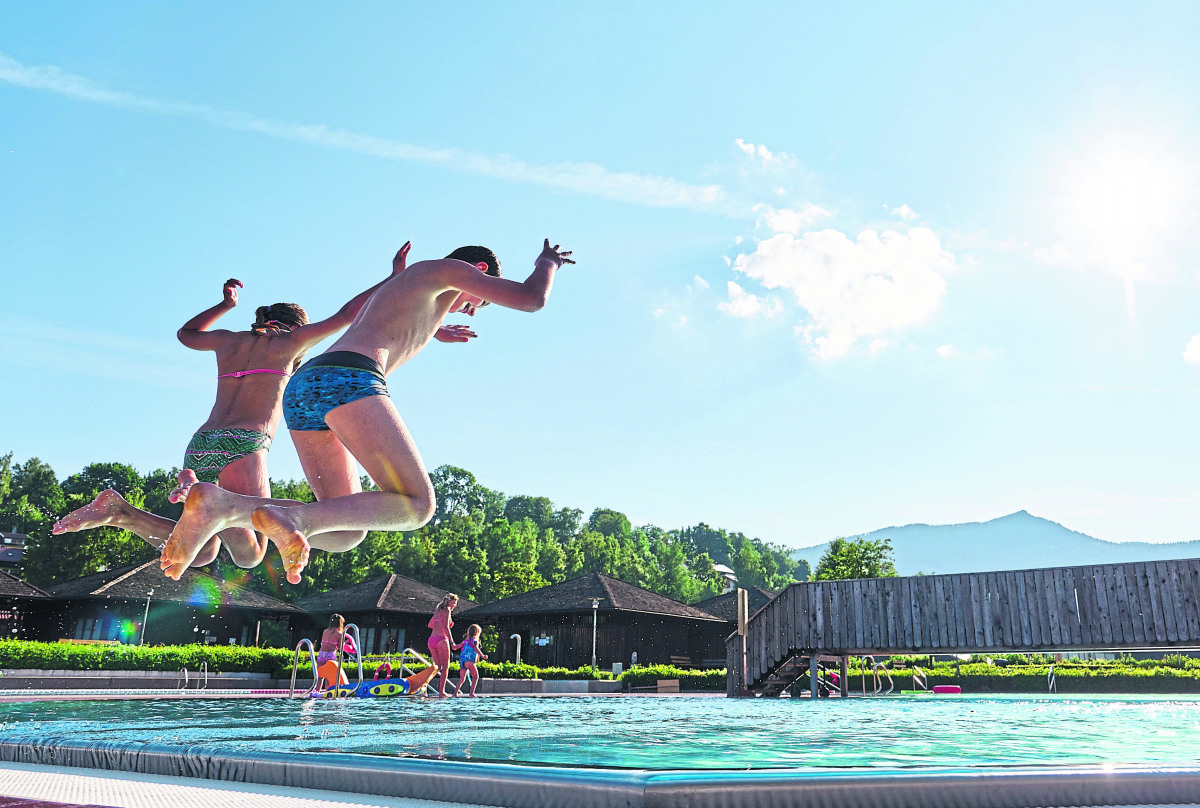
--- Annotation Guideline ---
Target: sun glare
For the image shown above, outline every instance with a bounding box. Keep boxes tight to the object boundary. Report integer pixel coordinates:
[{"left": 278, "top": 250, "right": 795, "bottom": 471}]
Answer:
[{"left": 1051, "top": 131, "right": 1191, "bottom": 282}]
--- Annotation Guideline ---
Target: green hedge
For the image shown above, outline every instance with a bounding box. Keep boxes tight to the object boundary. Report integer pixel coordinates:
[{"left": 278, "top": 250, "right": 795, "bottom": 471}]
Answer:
[
  {"left": 0, "top": 640, "right": 291, "bottom": 675},
  {"left": 620, "top": 664, "right": 726, "bottom": 691}
]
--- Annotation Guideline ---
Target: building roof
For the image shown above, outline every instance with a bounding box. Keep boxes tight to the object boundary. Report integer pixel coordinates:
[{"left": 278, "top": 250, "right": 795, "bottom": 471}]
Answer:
[
  {"left": 46, "top": 562, "right": 300, "bottom": 612},
  {"left": 695, "top": 587, "right": 776, "bottom": 623},
  {"left": 461, "top": 573, "right": 724, "bottom": 622},
  {"left": 296, "top": 574, "right": 478, "bottom": 616},
  {"left": 0, "top": 547, "right": 23, "bottom": 565},
  {"left": 0, "top": 570, "right": 51, "bottom": 600}
]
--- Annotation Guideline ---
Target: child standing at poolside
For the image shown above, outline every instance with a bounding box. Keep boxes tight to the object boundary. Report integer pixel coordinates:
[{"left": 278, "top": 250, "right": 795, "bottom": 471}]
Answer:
[
  {"left": 453, "top": 624, "right": 488, "bottom": 697},
  {"left": 160, "top": 238, "right": 574, "bottom": 583}
]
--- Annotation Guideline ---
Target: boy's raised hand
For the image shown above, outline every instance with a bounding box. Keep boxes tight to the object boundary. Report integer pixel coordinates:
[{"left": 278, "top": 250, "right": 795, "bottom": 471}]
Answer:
[
  {"left": 539, "top": 239, "right": 575, "bottom": 268},
  {"left": 435, "top": 325, "right": 478, "bottom": 343},
  {"left": 223, "top": 278, "right": 243, "bottom": 306},
  {"left": 391, "top": 241, "right": 412, "bottom": 275}
]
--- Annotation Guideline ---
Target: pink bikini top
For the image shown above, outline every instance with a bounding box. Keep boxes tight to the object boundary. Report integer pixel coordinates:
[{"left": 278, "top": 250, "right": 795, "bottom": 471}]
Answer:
[{"left": 218, "top": 369, "right": 290, "bottom": 379}]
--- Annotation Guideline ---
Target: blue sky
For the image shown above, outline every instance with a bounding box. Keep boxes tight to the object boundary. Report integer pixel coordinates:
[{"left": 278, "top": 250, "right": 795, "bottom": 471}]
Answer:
[{"left": 2, "top": 3, "right": 1198, "bottom": 550}]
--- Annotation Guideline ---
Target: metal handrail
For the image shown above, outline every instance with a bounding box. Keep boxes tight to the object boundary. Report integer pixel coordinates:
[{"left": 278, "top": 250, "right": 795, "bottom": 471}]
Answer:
[
  {"left": 860, "top": 656, "right": 874, "bottom": 696},
  {"left": 1048, "top": 664, "right": 1057, "bottom": 693},
  {"left": 290, "top": 639, "right": 319, "bottom": 697},
  {"left": 177, "top": 667, "right": 188, "bottom": 691},
  {"left": 872, "top": 662, "right": 894, "bottom": 695},
  {"left": 197, "top": 661, "right": 208, "bottom": 690},
  {"left": 912, "top": 666, "right": 928, "bottom": 692},
  {"left": 399, "top": 646, "right": 433, "bottom": 678},
  {"left": 331, "top": 623, "right": 364, "bottom": 697}
]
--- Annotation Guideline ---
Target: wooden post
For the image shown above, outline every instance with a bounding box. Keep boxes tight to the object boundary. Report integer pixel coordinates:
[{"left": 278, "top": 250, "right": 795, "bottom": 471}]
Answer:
[
  {"left": 839, "top": 655, "right": 849, "bottom": 698},
  {"left": 810, "top": 652, "right": 819, "bottom": 699},
  {"left": 737, "top": 588, "right": 748, "bottom": 695}
]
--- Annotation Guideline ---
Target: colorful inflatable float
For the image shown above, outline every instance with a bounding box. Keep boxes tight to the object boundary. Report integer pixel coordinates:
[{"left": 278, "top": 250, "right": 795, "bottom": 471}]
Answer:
[{"left": 312, "top": 663, "right": 439, "bottom": 699}]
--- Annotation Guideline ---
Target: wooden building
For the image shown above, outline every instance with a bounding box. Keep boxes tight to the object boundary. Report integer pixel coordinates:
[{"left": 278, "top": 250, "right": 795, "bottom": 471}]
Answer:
[
  {"left": 696, "top": 586, "right": 775, "bottom": 627},
  {"left": 460, "top": 573, "right": 727, "bottom": 670},
  {"left": 33, "top": 561, "right": 300, "bottom": 646},
  {"left": 0, "top": 570, "right": 51, "bottom": 640},
  {"left": 295, "top": 574, "right": 477, "bottom": 656}
]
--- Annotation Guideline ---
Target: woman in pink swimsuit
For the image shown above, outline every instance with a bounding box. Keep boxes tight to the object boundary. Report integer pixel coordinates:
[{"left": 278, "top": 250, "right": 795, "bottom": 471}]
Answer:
[
  {"left": 54, "top": 247, "right": 430, "bottom": 574},
  {"left": 427, "top": 593, "right": 459, "bottom": 697}
]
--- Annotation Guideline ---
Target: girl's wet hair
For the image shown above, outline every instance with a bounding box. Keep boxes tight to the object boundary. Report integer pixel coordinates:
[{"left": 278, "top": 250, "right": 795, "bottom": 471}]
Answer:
[
  {"left": 253, "top": 303, "right": 309, "bottom": 332},
  {"left": 446, "top": 246, "right": 501, "bottom": 278},
  {"left": 329, "top": 613, "right": 344, "bottom": 628},
  {"left": 439, "top": 593, "right": 459, "bottom": 610},
  {"left": 467, "top": 623, "right": 482, "bottom": 638}
]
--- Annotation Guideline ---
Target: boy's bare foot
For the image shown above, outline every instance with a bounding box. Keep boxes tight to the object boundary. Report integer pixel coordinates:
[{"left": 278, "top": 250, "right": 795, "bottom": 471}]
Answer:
[
  {"left": 251, "top": 505, "right": 311, "bottom": 585},
  {"left": 169, "top": 469, "right": 200, "bottom": 504},
  {"left": 160, "top": 483, "right": 238, "bottom": 580}
]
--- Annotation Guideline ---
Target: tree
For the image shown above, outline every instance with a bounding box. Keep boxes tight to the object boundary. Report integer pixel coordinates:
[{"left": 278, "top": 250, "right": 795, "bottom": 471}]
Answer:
[
  {"left": 503, "top": 495, "right": 554, "bottom": 531},
  {"left": 588, "top": 508, "right": 632, "bottom": 539},
  {"left": 430, "top": 465, "right": 505, "bottom": 523},
  {"left": 731, "top": 540, "right": 768, "bottom": 589},
  {"left": 547, "top": 507, "right": 583, "bottom": 542},
  {"left": 0, "top": 452, "right": 12, "bottom": 507},
  {"left": 812, "top": 537, "right": 898, "bottom": 581},
  {"left": 682, "top": 523, "right": 733, "bottom": 565},
  {"left": 10, "top": 457, "right": 65, "bottom": 517}
]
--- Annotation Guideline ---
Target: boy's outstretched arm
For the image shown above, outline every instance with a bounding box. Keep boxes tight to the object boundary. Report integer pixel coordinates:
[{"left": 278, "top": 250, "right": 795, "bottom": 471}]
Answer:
[
  {"left": 177, "top": 278, "right": 241, "bottom": 351},
  {"left": 290, "top": 241, "right": 412, "bottom": 350},
  {"left": 440, "top": 239, "right": 574, "bottom": 313}
]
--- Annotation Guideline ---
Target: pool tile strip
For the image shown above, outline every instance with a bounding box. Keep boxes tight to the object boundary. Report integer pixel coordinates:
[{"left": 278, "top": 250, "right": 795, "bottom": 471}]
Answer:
[
  {"left": 4, "top": 736, "right": 1200, "bottom": 808},
  {"left": 0, "top": 798, "right": 109, "bottom": 808}
]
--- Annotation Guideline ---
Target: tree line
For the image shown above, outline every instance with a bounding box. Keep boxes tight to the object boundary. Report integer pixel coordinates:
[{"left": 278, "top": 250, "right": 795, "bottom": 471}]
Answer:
[{"left": 0, "top": 452, "right": 811, "bottom": 605}]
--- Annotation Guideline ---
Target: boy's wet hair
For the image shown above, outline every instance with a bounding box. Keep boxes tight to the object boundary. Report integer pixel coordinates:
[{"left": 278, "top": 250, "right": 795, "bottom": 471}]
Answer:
[
  {"left": 253, "top": 303, "right": 309, "bottom": 332},
  {"left": 446, "top": 246, "right": 501, "bottom": 278}
]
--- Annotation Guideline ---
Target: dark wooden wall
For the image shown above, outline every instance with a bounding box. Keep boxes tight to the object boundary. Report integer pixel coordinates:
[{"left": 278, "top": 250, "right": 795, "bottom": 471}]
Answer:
[{"left": 736, "top": 560, "right": 1200, "bottom": 690}]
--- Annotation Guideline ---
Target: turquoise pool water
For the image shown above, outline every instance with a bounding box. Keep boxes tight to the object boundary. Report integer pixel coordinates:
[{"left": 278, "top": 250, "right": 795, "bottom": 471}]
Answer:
[{"left": 1, "top": 694, "right": 1198, "bottom": 770}]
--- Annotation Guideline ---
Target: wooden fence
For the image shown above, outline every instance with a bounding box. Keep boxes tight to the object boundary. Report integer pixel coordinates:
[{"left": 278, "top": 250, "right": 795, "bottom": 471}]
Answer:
[{"left": 730, "top": 559, "right": 1200, "bottom": 694}]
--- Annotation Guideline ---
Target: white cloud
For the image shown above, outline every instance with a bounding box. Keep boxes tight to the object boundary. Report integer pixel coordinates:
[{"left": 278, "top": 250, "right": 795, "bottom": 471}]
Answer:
[
  {"left": 753, "top": 203, "right": 832, "bottom": 235},
  {"left": 734, "top": 236, "right": 744, "bottom": 245},
  {"left": 869, "top": 338, "right": 892, "bottom": 355},
  {"left": 717, "top": 281, "right": 783, "bottom": 319},
  {"left": 0, "top": 51, "right": 726, "bottom": 213},
  {"left": 732, "top": 227, "right": 957, "bottom": 359},
  {"left": 891, "top": 204, "right": 919, "bottom": 221},
  {"left": 936, "top": 345, "right": 959, "bottom": 358},
  {"left": 734, "top": 138, "right": 791, "bottom": 168},
  {"left": 692, "top": 275, "right": 710, "bottom": 290},
  {"left": 678, "top": 315, "right": 689, "bottom": 326},
  {"left": 653, "top": 307, "right": 667, "bottom": 317},
  {"left": 1184, "top": 334, "right": 1200, "bottom": 364}
]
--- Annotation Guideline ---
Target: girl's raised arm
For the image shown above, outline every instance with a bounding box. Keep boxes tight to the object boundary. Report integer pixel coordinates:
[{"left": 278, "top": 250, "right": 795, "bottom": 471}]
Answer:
[
  {"left": 177, "top": 278, "right": 241, "bottom": 351},
  {"left": 288, "top": 241, "right": 412, "bottom": 351}
]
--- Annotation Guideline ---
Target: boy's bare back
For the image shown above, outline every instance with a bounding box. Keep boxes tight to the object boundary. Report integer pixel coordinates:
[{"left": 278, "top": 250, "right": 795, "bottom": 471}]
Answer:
[{"left": 329, "top": 240, "right": 573, "bottom": 376}]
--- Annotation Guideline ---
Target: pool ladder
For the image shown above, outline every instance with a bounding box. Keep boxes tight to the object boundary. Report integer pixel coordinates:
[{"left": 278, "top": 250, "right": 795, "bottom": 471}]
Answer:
[
  {"left": 860, "top": 656, "right": 894, "bottom": 695},
  {"left": 290, "top": 624, "right": 366, "bottom": 698},
  {"left": 176, "top": 662, "right": 208, "bottom": 692}
]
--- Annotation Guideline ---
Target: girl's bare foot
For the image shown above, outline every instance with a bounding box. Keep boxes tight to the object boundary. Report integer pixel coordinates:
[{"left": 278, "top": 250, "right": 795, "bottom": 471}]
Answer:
[
  {"left": 169, "top": 469, "right": 200, "bottom": 504},
  {"left": 160, "top": 483, "right": 238, "bottom": 580},
  {"left": 251, "top": 505, "right": 311, "bottom": 585},
  {"left": 52, "top": 489, "right": 133, "bottom": 535}
]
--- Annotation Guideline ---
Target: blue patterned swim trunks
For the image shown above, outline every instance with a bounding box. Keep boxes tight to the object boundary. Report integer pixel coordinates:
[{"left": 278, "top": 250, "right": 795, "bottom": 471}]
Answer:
[{"left": 282, "top": 351, "right": 389, "bottom": 432}]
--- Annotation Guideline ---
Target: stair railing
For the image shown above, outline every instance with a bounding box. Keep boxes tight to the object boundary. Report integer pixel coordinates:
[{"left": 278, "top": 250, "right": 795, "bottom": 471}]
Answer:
[{"left": 912, "top": 666, "right": 928, "bottom": 692}]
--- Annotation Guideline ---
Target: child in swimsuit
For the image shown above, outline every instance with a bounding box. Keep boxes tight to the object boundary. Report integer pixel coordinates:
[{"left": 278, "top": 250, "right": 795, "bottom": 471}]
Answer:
[
  {"left": 317, "top": 612, "right": 356, "bottom": 688},
  {"left": 427, "top": 593, "right": 458, "bottom": 697},
  {"left": 453, "top": 624, "right": 488, "bottom": 697},
  {"left": 52, "top": 247, "right": 460, "bottom": 573},
  {"left": 158, "top": 237, "right": 573, "bottom": 584}
]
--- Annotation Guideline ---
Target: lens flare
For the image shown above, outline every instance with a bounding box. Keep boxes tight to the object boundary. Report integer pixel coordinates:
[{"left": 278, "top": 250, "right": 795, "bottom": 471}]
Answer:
[{"left": 187, "top": 577, "right": 224, "bottom": 609}]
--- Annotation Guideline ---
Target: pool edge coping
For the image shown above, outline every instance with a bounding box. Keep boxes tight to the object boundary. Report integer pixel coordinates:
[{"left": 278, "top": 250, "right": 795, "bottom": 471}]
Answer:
[{"left": 3, "top": 737, "right": 1200, "bottom": 808}]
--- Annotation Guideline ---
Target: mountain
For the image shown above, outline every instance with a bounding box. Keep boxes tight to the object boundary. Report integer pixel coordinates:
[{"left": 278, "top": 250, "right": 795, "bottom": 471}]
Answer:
[{"left": 790, "top": 511, "right": 1200, "bottom": 577}]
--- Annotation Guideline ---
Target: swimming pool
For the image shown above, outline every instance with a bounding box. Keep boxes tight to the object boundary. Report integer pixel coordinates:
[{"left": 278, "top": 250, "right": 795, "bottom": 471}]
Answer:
[{"left": 3, "top": 694, "right": 1200, "bottom": 806}]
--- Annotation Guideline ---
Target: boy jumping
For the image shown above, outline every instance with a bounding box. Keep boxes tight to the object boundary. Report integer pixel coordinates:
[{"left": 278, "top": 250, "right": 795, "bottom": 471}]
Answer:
[{"left": 159, "top": 239, "right": 573, "bottom": 582}]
